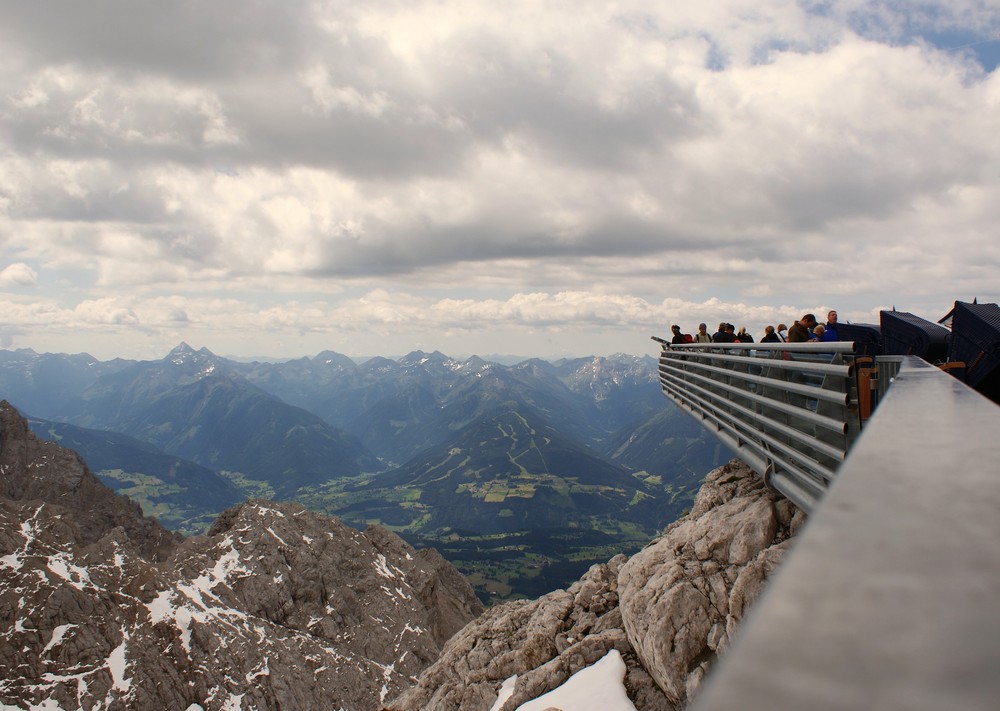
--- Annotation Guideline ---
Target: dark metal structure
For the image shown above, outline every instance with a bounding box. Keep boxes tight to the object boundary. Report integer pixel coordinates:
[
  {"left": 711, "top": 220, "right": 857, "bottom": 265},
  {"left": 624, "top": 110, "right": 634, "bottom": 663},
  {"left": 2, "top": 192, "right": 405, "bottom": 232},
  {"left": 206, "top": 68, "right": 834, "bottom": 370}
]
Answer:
[
  {"left": 944, "top": 301, "right": 1000, "bottom": 401},
  {"left": 836, "top": 322, "right": 881, "bottom": 358},
  {"left": 879, "top": 309, "right": 950, "bottom": 362}
]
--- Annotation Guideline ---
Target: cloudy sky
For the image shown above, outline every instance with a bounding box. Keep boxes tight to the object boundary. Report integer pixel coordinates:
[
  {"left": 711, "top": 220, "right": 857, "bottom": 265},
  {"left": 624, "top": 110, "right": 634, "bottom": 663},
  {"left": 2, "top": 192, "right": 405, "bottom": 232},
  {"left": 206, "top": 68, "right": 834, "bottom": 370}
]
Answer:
[{"left": 1, "top": 1, "right": 998, "bottom": 361}]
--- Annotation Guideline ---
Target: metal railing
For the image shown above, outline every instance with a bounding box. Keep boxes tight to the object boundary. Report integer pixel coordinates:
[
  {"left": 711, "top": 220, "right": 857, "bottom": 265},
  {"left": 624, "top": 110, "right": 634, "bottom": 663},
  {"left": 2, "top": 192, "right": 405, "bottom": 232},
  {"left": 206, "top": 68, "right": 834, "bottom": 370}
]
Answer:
[
  {"left": 689, "top": 356, "right": 1000, "bottom": 710},
  {"left": 652, "top": 338, "right": 902, "bottom": 511}
]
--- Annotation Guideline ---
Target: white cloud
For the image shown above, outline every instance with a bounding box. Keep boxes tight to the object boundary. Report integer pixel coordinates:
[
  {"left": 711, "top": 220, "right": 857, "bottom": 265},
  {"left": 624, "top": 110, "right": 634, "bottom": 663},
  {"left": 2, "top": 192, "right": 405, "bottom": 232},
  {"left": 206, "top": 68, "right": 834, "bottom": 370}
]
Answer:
[
  {"left": 0, "top": 0, "right": 997, "bottom": 358},
  {"left": 0, "top": 263, "right": 38, "bottom": 287}
]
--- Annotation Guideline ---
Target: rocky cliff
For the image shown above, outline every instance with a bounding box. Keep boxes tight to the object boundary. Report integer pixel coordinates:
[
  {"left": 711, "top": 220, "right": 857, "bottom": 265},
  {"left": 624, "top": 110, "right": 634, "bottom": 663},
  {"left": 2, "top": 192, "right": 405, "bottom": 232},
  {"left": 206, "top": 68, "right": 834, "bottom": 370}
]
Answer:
[
  {"left": 0, "top": 401, "right": 482, "bottom": 710},
  {"left": 387, "top": 459, "right": 805, "bottom": 710},
  {"left": 0, "top": 400, "right": 180, "bottom": 561}
]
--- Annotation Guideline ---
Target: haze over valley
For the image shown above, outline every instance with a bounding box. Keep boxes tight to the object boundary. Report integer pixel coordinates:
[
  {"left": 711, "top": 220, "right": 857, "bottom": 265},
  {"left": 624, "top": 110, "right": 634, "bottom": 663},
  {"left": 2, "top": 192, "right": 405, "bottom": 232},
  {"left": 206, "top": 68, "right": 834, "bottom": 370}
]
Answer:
[{"left": 3, "top": 344, "right": 725, "bottom": 602}]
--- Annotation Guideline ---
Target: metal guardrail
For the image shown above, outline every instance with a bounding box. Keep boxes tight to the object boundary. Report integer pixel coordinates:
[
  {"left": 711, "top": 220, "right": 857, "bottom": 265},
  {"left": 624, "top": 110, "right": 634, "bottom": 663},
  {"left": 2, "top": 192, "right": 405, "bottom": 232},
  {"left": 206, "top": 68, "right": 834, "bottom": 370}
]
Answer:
[
  {"left": 652, "top": 338, "right": 902, "bottom": 511},
  {"left": 689, "top": 356, "right": 1000, "bottom": 710}
]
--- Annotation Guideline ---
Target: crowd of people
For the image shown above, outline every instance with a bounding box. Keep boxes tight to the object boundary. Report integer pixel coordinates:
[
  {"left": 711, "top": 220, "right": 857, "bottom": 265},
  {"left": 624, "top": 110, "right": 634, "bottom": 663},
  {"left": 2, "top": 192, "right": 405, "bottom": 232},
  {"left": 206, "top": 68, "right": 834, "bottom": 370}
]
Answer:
[{"left": 670, "top": 311, "right": 841, "bottom": 345}]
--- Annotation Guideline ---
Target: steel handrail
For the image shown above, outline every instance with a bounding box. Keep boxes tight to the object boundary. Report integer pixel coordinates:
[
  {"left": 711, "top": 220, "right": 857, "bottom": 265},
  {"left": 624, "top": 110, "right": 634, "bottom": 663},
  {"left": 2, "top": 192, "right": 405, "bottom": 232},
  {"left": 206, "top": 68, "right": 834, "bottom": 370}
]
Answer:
[
  {"left": 659, "top": 369, "right": 846, "bottom": 468},
  {"left": 664, "top": 378, "right": 839, "bottom": 483},
  {"left": 659, "top": 362, "right": 849, "bottom": 431},
  {"left": 662, "top": 358, "right": 850, "bottom": 406},
  {"left": 662, "top": 348, "right": 855, "bottom": 377},
  {"left": 689, "top": 356, "right": 1000, "bottom": 711},
  {"left": 664, "top": 339, "right": 856, "bottom": 352},
  {"left": 653, "top": 338, "right": 864, "bottom": 510}
]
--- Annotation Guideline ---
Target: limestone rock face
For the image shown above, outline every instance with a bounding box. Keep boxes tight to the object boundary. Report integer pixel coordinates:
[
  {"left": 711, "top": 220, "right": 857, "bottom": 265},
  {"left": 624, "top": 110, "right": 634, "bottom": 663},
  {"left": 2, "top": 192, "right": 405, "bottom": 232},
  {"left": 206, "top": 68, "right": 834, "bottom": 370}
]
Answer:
[
  {"left": 388, "top": 460, "right": 804, "bottom": 711},
  {"left": 387, "top": 554, "right": 671, "bottom": 711},
  {"left": 617, "top": 459, "right": 804, "bottom": 707},
  {"left": 0, "top": 401, "right": 482, "bottom": 710}
]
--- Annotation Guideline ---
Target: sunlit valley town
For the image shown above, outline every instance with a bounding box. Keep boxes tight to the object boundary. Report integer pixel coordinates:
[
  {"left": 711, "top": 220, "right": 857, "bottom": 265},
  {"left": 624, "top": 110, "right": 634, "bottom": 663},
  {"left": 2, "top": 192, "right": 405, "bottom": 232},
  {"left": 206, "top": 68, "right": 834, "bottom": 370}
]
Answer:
[{"left": 3, "top": 2, "right": 1000, "bottom": 710}]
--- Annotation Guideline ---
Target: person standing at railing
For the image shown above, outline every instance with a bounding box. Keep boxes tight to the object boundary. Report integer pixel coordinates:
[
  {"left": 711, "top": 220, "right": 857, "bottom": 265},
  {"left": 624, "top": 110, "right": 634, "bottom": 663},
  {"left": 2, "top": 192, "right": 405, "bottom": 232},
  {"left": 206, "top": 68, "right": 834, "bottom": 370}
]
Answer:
[
  {"left": 787, "top": 314, "right": 818, "bottom": 342},
  {"left": 713, "top": 322, "right": 735, "bottom": 343},
  {"left": 695, "top": 323, "right": 712, "bottom": 343},
  {"left": 761, "top": 325, "right": 781, "bottom": 343},
  {"left": 670, "top": 325, "right": 691, "bottom": 344},
  {"left": 820, "top": 310, "right": 840, "bottom": 341},
  {"left": 737, "top": 326, "right": 754, "bottom": 343},
  {"left": 777, "top": 323, "right": 788, "bottom": 342}
]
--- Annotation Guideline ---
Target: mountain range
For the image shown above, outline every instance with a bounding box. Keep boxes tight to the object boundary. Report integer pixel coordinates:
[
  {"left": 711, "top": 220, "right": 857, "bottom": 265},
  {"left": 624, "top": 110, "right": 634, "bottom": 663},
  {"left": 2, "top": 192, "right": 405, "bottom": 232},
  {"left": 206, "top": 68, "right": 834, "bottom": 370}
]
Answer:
[{"left": 1, "top": 344, "right": 725, "bottom": 599}]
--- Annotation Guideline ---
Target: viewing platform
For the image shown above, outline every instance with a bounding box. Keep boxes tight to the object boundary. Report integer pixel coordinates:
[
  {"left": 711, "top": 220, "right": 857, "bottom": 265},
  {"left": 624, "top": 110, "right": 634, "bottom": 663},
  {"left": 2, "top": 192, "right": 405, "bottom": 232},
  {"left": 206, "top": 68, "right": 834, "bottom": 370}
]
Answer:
[{"left": 653, "top": 303, "right": 1000, "bottom": 709}]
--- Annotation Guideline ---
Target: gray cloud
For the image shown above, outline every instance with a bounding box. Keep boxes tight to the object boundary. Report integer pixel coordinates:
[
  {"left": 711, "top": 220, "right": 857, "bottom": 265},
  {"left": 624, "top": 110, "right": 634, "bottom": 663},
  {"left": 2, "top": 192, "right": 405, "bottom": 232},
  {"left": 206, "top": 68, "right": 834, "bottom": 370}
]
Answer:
[
  {"left": 0, "top": 1, "right": 997, "bottom": 359},
  {"left": 0, "top": 1, "right": 310, "bottom": 80}
]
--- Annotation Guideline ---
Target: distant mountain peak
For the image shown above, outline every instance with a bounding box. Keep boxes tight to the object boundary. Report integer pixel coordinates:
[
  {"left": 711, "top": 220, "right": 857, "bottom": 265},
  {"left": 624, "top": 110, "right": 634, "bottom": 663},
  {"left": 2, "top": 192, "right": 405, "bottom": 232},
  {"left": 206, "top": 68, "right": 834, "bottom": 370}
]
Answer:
[
  {"left": 399, "top": 349, "right": 431, "bottom": 363},
  {"left": 166, "top": 342, "right": 219, "bottom": 356},
  {"left": 399, "top": 350, "right": 458, "bottom": 369},
  {"left": 166, "top": 342, "right": 198, "bottom": 364},
  {"left": 164, "top": 342, "right": 222, "bottom": 370},
  {"left": 513, "top": 357, "right": 557, "bottom": 374},
  {"left": 311, "top": 350, "right": 356, "bottom": 368},
  {"left": 167, "top": 341, "right": 195, "bottom": 355},
  {"left": 461, "top": 355, "right": 492, "bottom": 373}
]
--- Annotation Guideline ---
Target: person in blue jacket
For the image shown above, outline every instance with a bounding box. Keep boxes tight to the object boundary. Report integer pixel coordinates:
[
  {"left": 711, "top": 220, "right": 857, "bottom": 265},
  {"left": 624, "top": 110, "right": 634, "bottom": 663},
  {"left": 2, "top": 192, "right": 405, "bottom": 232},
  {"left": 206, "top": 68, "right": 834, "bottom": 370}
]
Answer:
[{"left": 820, "top": 310, "right": 840, "bottom": 342}]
